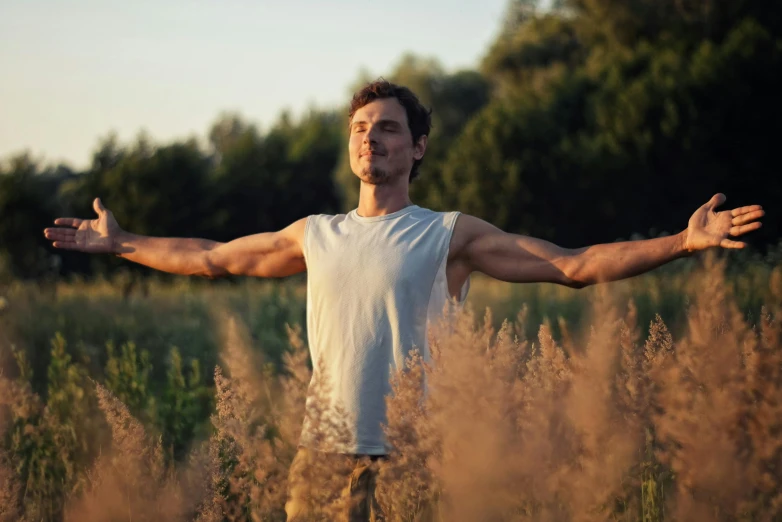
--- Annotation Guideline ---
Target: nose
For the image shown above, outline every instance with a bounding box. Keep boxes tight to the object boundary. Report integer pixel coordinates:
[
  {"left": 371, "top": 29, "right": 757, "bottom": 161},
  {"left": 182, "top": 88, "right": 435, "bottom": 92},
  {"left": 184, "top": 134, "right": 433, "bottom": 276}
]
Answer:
[{"left": 363, "top": 125, "right": 380, "bottom": 144}]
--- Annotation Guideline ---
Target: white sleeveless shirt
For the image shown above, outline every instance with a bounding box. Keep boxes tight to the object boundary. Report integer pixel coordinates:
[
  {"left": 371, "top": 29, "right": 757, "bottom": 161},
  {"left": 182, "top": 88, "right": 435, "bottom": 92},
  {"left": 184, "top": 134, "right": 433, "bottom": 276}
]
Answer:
[{"left": 299, "top": 205, "right": 468, "bottom": 455}]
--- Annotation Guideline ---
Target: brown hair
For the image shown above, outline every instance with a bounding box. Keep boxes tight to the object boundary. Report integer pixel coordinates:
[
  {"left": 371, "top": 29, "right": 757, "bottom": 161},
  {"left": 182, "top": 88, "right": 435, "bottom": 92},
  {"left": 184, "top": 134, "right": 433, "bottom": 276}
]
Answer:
[{"left": 349, "top": 79, "right": 432, "bottom": 182}]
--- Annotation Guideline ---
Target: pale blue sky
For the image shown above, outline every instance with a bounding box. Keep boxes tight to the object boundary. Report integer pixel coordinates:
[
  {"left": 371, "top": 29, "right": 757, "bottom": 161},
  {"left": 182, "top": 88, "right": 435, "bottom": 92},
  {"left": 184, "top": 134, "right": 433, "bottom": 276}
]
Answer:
[{"left": 1, "top": 0, "right": 510, "bottom": 169}]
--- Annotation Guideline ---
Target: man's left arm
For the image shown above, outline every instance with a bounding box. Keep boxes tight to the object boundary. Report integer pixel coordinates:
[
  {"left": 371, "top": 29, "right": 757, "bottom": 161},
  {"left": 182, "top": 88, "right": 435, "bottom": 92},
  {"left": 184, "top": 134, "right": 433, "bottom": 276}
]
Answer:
[{"left": 451, "top": 194, "right": 765, "bottom": 289}]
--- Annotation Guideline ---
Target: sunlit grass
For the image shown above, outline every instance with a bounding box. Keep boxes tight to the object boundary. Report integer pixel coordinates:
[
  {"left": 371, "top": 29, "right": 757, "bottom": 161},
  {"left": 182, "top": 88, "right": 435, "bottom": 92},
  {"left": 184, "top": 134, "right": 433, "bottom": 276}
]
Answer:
[{"left": 1, "top": 251, "right": 781, "bottom": 520}]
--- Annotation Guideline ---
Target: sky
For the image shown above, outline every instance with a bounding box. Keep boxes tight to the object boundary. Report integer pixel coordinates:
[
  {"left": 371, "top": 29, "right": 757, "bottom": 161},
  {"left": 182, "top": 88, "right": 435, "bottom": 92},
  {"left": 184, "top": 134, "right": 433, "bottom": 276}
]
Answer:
[{"left": 0, "top": 0, "right": 509, "bottom": 170}]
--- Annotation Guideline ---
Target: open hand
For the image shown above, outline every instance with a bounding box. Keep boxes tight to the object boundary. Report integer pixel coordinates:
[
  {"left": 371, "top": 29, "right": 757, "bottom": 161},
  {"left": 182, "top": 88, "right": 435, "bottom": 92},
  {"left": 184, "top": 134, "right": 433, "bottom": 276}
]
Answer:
[
  {"left": 683, "top": 193, "right": 764, "bottom": 252},
  {"left": 44, "top": 198, "right": 123, "bottom": 254}
]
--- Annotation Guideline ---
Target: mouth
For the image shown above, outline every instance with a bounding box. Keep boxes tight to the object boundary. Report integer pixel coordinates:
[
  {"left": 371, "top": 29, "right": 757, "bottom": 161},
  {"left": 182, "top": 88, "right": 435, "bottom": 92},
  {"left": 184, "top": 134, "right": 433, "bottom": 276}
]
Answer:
[{"left": 360, "top": 151, "right": 385, "bottom": 158}]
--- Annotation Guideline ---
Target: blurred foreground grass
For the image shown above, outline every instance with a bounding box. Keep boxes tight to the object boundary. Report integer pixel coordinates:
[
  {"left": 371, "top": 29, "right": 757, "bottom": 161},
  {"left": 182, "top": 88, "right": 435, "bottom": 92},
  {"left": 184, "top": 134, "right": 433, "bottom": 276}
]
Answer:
[{"left": 0, "top": 247, "right": 781, "bottom": 521}]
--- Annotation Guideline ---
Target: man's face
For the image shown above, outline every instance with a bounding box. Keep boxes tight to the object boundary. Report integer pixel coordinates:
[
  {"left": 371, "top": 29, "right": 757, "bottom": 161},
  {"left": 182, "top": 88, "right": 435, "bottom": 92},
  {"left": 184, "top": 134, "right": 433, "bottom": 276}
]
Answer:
[{"left": 349, "top": 98, "right": 426, "bottom": 185}]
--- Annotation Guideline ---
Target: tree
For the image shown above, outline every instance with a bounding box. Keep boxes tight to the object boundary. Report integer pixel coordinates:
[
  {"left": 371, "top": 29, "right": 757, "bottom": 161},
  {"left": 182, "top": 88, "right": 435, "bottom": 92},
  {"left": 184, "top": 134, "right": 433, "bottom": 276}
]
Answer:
[
  {"left": 0, "top": 154, "right": 71, "bottom": 281},
  {"left": 207, "top": 110, "right": 342, "bottom": 242},
  {"left": 439, "top": 0, "right": 781, "bottom": 248}
]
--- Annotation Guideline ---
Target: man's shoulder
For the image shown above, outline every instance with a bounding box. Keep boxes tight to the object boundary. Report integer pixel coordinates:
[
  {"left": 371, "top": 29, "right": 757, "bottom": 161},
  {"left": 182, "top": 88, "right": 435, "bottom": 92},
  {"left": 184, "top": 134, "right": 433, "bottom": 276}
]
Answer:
[
  {"left": 306, "top": 211, "right": 351, "bottom": 222},
  {"left": 307, "top": 210, "right": 349, "bottom": 218},
  {"left": 445, "top": 213, "right": 499, "bottom": 260},
  {"left": 303, "top": 212, "right": 351, "bottom": 236},
  {"left": 410, "top": 206, "right": 461, "bottom": 219}
]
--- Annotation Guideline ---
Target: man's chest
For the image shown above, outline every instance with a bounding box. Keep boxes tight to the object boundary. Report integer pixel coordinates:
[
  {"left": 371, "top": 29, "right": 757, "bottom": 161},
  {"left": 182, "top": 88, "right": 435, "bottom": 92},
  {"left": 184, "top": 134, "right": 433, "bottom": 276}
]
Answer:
[{"left": 308, "top": 228, "right": 444, "bottom": 297}]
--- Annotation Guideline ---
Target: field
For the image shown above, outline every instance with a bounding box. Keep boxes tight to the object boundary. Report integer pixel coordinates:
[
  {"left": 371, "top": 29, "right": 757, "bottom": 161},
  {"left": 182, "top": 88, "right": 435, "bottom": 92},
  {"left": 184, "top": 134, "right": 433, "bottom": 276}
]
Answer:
[{"left": 1, "top": 250, "right": 781, "bottom": 522}]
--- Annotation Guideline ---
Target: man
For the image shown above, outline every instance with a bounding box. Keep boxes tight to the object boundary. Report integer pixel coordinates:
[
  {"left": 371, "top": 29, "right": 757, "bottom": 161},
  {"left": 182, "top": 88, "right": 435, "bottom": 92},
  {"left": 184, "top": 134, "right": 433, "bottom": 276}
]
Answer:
[{"left": 44, "top": 80, "right": 764, "bottom": 521}]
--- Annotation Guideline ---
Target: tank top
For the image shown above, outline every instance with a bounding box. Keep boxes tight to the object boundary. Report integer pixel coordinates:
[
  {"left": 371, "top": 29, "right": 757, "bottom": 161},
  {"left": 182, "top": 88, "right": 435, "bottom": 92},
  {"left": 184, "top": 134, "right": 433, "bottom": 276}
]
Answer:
[{"left": 299, "top": 205, "right": 469, "bottom": 455}]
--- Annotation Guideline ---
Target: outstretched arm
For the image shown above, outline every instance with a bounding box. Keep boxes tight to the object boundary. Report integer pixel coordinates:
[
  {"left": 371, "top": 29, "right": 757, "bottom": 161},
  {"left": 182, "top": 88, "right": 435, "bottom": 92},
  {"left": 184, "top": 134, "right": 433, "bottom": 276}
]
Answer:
[
  {"left": 449, "top": 193, "right": 764, "bottom": 289},
  {"left": 44, "top": 198, "right": 307, "bottom": 278}
]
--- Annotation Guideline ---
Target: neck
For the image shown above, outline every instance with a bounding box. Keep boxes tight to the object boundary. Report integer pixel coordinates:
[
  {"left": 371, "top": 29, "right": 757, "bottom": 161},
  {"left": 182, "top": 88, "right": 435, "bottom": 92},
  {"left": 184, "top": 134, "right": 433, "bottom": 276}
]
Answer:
[{"left": 356, "top": 177, "right": 413, "bottom": 218}]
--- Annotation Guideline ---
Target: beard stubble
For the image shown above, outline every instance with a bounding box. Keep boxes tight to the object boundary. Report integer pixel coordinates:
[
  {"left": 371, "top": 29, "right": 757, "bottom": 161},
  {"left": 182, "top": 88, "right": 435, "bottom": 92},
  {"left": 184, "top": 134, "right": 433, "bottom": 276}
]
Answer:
[{"left": 360, "top": 165, "right": 392, "bottom": 185}]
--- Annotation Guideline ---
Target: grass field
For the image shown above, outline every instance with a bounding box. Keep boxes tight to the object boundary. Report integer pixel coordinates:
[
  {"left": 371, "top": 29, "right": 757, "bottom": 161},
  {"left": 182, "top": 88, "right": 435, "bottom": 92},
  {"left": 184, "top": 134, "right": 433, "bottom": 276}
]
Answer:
[{"left": 1, "top": 250, "right": 781, "bottom": 521}]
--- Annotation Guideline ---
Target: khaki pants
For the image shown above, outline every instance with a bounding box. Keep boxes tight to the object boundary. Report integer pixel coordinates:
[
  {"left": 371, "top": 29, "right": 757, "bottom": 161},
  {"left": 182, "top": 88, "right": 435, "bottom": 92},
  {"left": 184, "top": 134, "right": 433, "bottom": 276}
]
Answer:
[{"left": 285, "top": 446, "right": 386, "bottom": 522}]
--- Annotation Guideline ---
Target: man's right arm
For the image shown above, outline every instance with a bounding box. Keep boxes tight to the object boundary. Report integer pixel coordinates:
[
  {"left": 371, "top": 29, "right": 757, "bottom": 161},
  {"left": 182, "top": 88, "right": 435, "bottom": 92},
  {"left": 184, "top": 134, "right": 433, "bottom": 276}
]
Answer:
[
  {"left": 115, "top": 219, "right": 307, "bottom": 278},
  {"left": 45, "top": 198, "right": 308, "bottom": 279}
]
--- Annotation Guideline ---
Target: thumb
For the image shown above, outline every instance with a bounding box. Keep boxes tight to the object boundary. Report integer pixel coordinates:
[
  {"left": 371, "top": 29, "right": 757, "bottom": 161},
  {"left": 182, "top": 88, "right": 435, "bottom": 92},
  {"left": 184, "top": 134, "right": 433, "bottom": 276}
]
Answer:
[
  {"left": 93, "top": 197, "right": 106, "bottom": 215},
  {"left": 707, "top": 193, "right": 726, "bottom": 210}
]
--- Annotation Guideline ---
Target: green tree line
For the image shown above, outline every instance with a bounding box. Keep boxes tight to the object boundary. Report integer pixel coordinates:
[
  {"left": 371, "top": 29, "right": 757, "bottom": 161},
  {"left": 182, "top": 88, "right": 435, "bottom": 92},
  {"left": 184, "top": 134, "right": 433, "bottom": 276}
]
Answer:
[{"left": 2, "top": 0, "right": 780, "bottom": 282}]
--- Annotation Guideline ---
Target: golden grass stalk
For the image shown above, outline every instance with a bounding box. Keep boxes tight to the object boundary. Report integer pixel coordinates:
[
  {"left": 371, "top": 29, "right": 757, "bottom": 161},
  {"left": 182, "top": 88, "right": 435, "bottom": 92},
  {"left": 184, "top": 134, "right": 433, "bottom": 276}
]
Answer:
[{"left": 64, "top": 383, "right": 193, "bottom": 522}]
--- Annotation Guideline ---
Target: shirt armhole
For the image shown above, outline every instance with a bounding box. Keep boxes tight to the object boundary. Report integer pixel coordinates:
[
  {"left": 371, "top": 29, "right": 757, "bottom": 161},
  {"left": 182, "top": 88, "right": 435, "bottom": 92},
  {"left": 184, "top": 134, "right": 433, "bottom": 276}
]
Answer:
[
  {"left": 447, "top": 212, "right": 470, "bottom": 304},
  {"left": 302, "top": 215, "right": 314, "bottom": 265}
]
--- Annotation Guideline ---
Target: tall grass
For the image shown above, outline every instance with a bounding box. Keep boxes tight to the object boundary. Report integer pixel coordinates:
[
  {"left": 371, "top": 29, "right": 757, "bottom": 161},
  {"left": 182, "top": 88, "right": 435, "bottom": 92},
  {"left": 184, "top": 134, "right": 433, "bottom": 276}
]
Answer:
[
  {"left": 0, "top": 253, "right": 780, "bottom": 520},
  {"left": 374, "top": 256, "right": 782, "bottom": 522}
]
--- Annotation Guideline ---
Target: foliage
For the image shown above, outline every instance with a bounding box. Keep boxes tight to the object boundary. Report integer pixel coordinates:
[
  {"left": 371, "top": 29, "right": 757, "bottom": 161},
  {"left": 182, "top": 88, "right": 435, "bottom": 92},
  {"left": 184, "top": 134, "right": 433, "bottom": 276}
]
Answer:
[
  {"left": 439, "top": 7, "right": 781, "bottom": 247},
  {"left": 0, "top": 154, "right": 72, "bottom": 281}
]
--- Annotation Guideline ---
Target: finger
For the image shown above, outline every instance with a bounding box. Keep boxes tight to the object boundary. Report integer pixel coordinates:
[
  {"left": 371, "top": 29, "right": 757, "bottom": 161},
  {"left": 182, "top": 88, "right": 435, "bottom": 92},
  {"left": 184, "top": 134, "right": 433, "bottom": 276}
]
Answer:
[
  {"left": 707, "top": 193, "right": 726, "bottom": 210},
  {"left": 720, "top": 238, "right": 746, "bottom": 249},
  {"left": 52, "top": 241, "right": 80, "bottom": 250},
  {"left": 731, "top": 205, "right": 763, "bottom": 217},
  {"left": 44, "top": 229, "right": 76, "bottom": 240},
  {"left": 731, "top": 209, "right": 765, "bottom": 225},
  {"left": 53, "top": 218, "right": 84, "bottom": 228},
  {"left": 730, "top": 222, "right": 762, "bottom": 236}
]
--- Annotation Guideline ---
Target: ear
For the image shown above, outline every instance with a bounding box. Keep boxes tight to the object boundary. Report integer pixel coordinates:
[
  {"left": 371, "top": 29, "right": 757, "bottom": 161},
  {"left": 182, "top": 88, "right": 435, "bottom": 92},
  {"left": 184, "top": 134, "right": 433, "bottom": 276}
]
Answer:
[{"left": 413, "top": 135, "right": 427, "bottom": 161}]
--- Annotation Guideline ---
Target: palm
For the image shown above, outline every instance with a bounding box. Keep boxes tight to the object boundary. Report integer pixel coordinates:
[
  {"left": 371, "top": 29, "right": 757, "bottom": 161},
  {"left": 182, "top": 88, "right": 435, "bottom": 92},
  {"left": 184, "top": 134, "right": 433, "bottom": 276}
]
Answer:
[
  {"left": 44, "top": 198, "right": 122, "bottom": 254},
  {"left": 684, "top": 194, "right": 764, "bottom": 251}
]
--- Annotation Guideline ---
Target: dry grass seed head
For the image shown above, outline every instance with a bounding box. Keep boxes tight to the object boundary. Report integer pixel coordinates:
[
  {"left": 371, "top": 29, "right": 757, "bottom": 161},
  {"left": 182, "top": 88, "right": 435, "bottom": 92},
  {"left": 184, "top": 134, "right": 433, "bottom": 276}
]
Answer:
[
  {"left": 653, "top": 254, "right": 773, "bottom": 521},
  {"left": 65, "top": 383, "right": 193, "bottom": 522}
]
